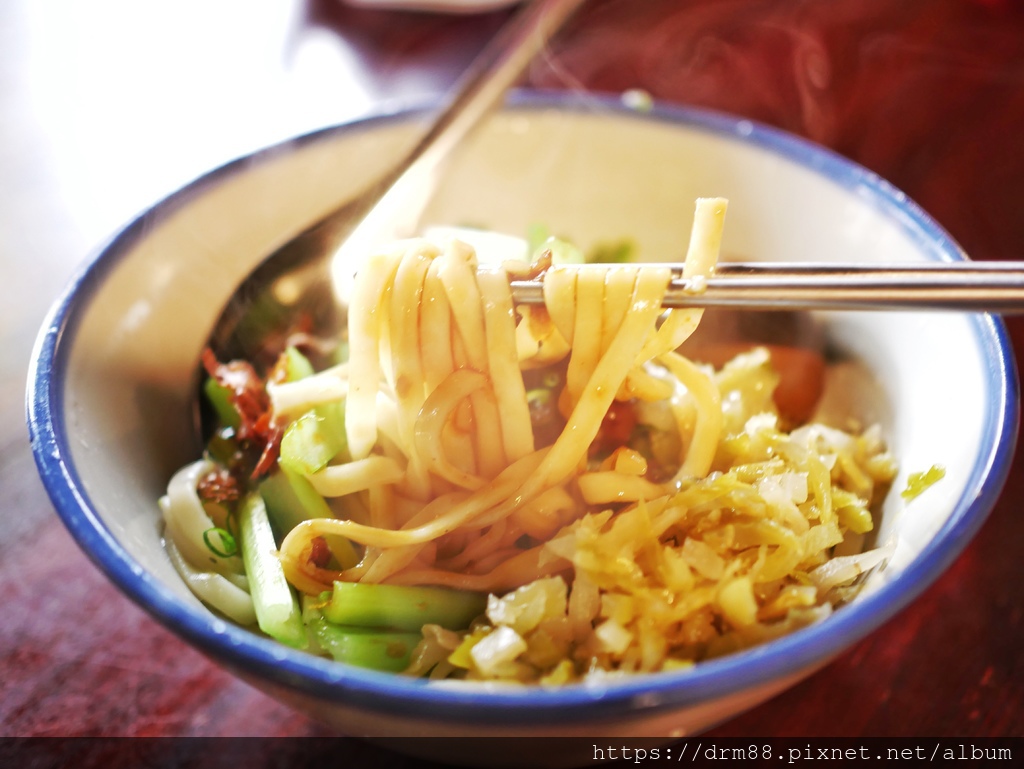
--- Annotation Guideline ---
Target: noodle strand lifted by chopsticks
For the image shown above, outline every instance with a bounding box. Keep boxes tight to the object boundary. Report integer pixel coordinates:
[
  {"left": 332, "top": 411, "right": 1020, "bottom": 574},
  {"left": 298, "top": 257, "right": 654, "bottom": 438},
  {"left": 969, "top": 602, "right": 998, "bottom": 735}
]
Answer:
[
  {"left": 278, "top": 198, "right": 729, "bottom": 592},
  {"left": 164, "top": 194, "right": 900, "bottom": 680}
]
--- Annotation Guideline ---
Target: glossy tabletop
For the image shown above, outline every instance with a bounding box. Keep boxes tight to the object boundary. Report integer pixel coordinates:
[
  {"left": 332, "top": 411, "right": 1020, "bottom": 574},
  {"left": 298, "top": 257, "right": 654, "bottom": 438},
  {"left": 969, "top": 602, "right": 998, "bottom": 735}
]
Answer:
[{"left": 2, "top": 0, "right": 1022, "bottom": 758}]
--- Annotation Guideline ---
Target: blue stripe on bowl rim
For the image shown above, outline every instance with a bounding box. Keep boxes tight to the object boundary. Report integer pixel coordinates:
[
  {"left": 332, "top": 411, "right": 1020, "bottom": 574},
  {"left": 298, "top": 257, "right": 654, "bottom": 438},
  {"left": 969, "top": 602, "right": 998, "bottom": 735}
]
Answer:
[{"left": 26, "top": 89, "right": 1019, "bottom": 728}]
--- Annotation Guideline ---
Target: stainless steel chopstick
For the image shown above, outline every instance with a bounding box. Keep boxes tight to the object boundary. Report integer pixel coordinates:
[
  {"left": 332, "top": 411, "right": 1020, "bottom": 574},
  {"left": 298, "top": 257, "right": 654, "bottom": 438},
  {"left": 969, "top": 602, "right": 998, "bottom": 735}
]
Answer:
[{"left": 508, "top": 262, "right": 1024, "bottom": 313}]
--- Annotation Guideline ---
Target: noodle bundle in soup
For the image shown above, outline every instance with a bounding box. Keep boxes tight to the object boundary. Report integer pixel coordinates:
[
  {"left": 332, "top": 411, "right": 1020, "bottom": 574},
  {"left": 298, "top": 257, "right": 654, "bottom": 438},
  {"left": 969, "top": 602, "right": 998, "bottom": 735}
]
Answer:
[{"left": 159, "top": 197, "right": 896, "bottom": 683}]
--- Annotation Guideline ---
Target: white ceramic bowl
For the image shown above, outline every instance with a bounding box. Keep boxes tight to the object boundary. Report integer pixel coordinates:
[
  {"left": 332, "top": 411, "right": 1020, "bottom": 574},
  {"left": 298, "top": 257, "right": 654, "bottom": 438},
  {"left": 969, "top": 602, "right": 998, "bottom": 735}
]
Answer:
[{"left": 28, "top": 91, "right": 1018, "bottom": 742}]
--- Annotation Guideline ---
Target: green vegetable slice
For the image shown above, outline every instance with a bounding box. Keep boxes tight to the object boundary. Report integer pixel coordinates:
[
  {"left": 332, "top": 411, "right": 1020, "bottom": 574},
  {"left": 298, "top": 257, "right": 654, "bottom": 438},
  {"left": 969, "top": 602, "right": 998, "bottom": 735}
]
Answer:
[
  {"left": 203, "top": 378, "right": 240, "bottom": 430},
  {"left": 279, "top": 403, "right": 347, "bottom": 476},
  {"left": 304, "top": 602, "right": 421, "bottom": 672},
  {"left": 324, "top": 581, "right": 486, "bottom": 632},
  {"left": 238, "top": 493, "right": 307, "bottom": 649},
  {"left": 259, "top": 467, "right": 359, "bottom": 569},
  {"left": 275, "top": 346, "right": 315, "bottom": 382}
]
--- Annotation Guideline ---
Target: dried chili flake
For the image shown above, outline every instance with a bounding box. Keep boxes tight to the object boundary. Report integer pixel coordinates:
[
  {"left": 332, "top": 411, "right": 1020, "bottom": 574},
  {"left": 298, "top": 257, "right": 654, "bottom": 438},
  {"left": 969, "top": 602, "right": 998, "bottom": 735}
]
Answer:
[
  {"left": 202, "top": 348, "right": 281, "bottom": 480},
  {"left": 197, "top": 467, "right": 241, "bottom": 504},
  {"left": 308, "top": 537, "right": 332, "bottom": 568}
]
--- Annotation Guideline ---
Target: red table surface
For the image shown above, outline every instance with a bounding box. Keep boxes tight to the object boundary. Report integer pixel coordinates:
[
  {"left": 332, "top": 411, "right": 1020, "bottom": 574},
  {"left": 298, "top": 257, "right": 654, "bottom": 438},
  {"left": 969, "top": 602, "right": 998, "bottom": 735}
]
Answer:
[{"left": 2, "top": 0, "right": 1022, "bottom": 761}]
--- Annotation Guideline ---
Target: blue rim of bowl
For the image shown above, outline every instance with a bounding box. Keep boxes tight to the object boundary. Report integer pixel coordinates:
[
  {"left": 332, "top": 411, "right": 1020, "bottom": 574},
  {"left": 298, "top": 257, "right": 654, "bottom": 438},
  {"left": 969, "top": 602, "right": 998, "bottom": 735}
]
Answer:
[{"left": 27, "top": 89, "right": 1019, "bottom": 728}]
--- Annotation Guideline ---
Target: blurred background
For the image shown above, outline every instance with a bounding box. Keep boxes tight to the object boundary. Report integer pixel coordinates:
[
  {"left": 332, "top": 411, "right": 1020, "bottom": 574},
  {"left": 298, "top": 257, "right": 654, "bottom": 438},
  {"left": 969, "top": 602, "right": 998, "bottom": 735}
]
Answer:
[{"left": 2, "top": 0, "right": 1022, "bottom": 746}]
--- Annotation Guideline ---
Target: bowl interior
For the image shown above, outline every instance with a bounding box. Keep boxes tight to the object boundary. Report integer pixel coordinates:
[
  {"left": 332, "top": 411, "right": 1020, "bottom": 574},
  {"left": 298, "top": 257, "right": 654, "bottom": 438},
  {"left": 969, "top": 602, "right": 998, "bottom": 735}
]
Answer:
[{"left": 33, "top": 93, "right": 1016, "bottom": 733}]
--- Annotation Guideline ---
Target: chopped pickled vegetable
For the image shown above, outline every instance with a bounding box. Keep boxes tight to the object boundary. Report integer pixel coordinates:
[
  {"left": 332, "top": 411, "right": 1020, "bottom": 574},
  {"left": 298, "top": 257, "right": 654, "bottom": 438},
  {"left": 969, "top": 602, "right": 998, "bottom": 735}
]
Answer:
[{"left": 902, "top": 464, "right": 946, "bottom": 501}]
